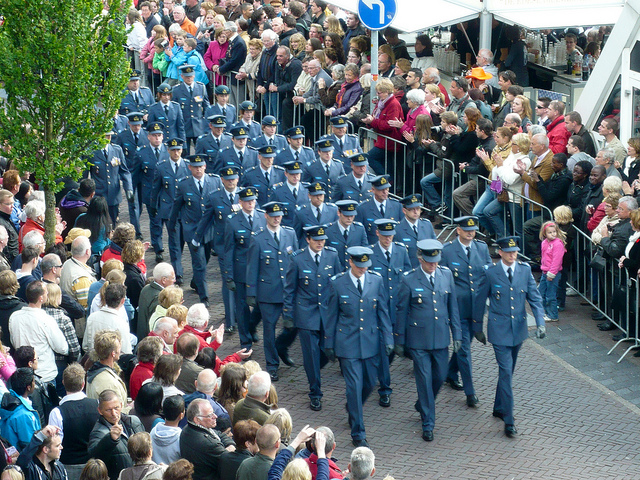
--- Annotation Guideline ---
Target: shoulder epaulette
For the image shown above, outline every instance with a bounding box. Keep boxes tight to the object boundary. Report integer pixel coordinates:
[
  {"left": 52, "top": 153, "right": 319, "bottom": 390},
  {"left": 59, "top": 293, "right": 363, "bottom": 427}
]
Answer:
[{"left": 324, "top": 246, "right": 337, "bottom": 252}]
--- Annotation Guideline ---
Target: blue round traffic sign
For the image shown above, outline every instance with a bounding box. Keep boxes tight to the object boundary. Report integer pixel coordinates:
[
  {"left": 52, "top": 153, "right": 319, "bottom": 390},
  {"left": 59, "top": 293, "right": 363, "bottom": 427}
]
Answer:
[{"left": 357, "top": 0, "right": 397, "bottom": 31}]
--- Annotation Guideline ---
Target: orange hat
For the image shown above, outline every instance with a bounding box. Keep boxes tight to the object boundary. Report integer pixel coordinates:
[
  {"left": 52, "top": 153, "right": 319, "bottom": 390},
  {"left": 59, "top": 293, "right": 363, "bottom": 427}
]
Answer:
[{"left": 465, "top": 67, "right": 493, "bottom": 81}]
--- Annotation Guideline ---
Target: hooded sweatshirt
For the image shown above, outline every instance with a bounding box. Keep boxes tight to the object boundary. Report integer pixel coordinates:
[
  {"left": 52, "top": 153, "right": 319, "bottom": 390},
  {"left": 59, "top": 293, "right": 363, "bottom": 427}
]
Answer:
[
  {"left": 150, "top": 423, "right": 182, "bottom": 465},
  {"left": 0, "top": 389, "right": 41, "bottom": 451}
]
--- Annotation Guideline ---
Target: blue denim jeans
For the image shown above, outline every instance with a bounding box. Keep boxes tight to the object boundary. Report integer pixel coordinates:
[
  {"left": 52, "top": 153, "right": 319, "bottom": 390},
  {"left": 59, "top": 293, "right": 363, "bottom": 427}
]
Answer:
[
  {"left": 420, "top": 173, "right": 442, "bottom": 208},
  {"left": 472, "top": 186, "right": 505, "bottom": 236},
  {"left": 539, "top": 272, "right": 561, "bottom": 319}
]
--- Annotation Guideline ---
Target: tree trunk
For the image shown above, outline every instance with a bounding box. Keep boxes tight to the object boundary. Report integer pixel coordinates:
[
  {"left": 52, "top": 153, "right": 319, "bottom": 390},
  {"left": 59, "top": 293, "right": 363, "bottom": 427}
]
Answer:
[{"left": 44, "top": 185, "right": 57, "bottom": 248}]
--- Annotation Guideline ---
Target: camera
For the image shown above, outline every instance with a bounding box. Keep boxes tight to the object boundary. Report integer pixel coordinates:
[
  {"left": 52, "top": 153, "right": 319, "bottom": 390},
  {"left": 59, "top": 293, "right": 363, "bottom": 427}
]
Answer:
[
  {"left": 160, "top": 39, "right": 169, "bottom": 49},
  {"left": 607, "top": 224, "right": 613, "bottom": 232}
]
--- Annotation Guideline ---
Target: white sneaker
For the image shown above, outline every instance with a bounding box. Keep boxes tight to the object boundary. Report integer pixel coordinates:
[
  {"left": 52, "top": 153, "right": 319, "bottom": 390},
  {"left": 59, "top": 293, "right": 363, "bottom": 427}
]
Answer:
[
  {"left": 565, "top": 287, "right": 578, "bottom": 296},
  {"left": 544, "top": 315, "right": 559, "bottom": 322}
]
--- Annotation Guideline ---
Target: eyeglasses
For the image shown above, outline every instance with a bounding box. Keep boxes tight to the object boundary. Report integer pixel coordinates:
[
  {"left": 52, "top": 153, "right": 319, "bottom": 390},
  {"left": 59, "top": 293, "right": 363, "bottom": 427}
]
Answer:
[
  {"left": 535, "top": 105, "right": 545, "bottom": 109},
  {"left": 4, "top": 466, "right": 22, "bottom": 473},
  {"left": 197, "top": 413, "right": 216, "bottom": 419},
  {"left": 54, "top": 264, "right": 63, "bottom": 268}
]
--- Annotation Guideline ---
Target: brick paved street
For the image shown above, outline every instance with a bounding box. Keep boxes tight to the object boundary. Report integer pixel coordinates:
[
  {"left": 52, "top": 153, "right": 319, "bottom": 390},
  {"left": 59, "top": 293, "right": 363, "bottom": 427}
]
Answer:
[{"left": 138, "top": 210, "right": 640, "bottom": 479}]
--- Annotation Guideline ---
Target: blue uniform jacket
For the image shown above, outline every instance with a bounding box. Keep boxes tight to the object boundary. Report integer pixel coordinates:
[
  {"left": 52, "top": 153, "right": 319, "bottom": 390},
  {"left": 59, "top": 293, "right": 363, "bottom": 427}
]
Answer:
[
  {"left": 223, "top": 210, "right": 266, "bottom": 283},
  {"left": 246, "top": 226, "right": 299, "bottom": 302},
  {"left": 395, "top": 217, "right": 437, "bottom": 268},
  {"left": 232, "top": 120, "right": 261, "bottom": 140},
  {"left": 356, "top": 198, "right": 403, "bottom": 244},
  {"left": 249, "top": 134, "right": 288, "bottom": 154},
  {"left": 395, "top": 266, "right": 462, "bottom": 350},
  {"left": 323, "top": 271, "right": 393, "bottom": 359},
  {"left": 150, "top": 159, "right": 190, "bottom": 219},
  {"left": 324, "top": 221, "right": 368, "bottom": 271},
  {"left": 113, "top": 114, "right": 129, "bottom": 134},
  {"left": 241, "top": 165, "right": 286, "bottom": 206},
  {"left": 120, "top": 87, "right": 154, "bottom": 115},
  {"left": 88, "top": 144, "right": 132, "bottom": 207},
  {"left": 320, "top": 133, "right": 361, "bottom": 170},
  {"left": 205, "top": 103, "right": 237, "bottom": 129},
  {"left": 113, "top": 128, "right": 150, "bottom": 184},
  {"left": 195, "top": 133, "right": 233, "bottom": 173},
  {"left": 267, "top": 182, "right": 310, "bottom": 227},
  {"left": 440, "top": 239, "right": 492, "bottom": 320},
  {"left": 169, "top": 174, "right": 222, "bottom": 243},
  {"left": 217, "top": 146, "right": 259, "bottom": 172},
  {"left": 293, "top": 203, "right": 338, "bottom": 240},
  {"left": 368, "top": 242, "right": 412, "bottom": 324},
  {"left": 301, "top": 159, "right": 345, "bottom": 201},
  {"left": 275, "top": 146, "right": 316, "bottom": 168},
  {"left": 283, "top": 246, "right": 341, "bottom": 330},
  {"left": 173, "top": 82, "right": 210, "bottom": 138},
  {"left": 473, "top": 261, "right": 545, "bottom": 346},
  {"left": 333, "top": 173, "right": 373, "bottom": 203},
  {"left": 147, "top": 101, "right": 186, "bottom": 141},
  {"left": 194, "top": 188, "right": 238, "bottom": 250},
  {"left": 137, "top": 143, "right": 170, "bottom": 205}
]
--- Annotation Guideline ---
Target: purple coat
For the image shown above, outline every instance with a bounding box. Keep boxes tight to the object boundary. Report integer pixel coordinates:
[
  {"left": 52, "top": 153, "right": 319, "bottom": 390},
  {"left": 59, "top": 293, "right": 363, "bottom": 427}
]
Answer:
[{"left": 332, "top": 80, "right": 364, "bottom": 116}]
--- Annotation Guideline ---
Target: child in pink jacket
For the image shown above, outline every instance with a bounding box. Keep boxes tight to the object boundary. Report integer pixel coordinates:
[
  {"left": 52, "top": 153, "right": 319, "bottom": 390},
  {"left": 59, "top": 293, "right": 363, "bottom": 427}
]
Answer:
[{"left": 538, "top": 221, "right": 566, "bottom": 321}]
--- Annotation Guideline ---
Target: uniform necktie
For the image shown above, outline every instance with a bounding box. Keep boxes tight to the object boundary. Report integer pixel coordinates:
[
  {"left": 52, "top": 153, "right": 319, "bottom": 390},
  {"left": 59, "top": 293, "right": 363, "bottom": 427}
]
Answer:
[
  {"left": 315, "top": 253, "right": 319, "bottom": 266},
  {"left": 507, "top": 267, "right": 513, "bottom": 283},
  {"left": 173, "top": 162, "right": 177, "bottom": 174},
  {"left": 215, "top": 137, "right": 220, "bottom": 148},
  {"left": 198, "top": 181, "right": 203, "bottom": 194},
  {"left": 188, "top": 86, "right": 193, "bottom": 96},
  {"left": 385, "top": 250, "right": 391, "bottom": 263},
  {"left": 274, "top": 232, "right": 279, "bottom": 246},
  {"left": 269, "top": 138, "right": 274, "bottom": 146},
  {"left": 343, "top": 228, "right": 348, "bottom": 240},
  {"left": 316, "top": 207, "right": 321, "bottom": 221},
  {"left": 338, "top": 138, "right": 343, "bottom": 151},
  {"left": 229, "top": 193, "right": 234, "bottom": 204},
  {"left": 325, "top": 163, "right": 330, "bottom": 176},
  {"left": 103, "top": 148, "right": 108, "bottom": 159},
  {"left": 238, "top": 151, "right": 243, "bottom": 165},
  {"left": 466, "top": 246, "right": 471, "bottom": 259},
  {"left": 164, "top": 105, "right": 169, "bottom": 118},
  {"left": 413, "top": 224, "right": 418, "bottom": 236},
  {"left": 134, "top": 132, "right": 139, "bottom": 145},
  {"left": 357, "top": 180, "right": 362, "bottom": 190},
  {"left": 357, "top": 277, "right": 362, "bottom": 294},
  {"left": 265, "top": 171, "right": 270, "bottom": 183},
  {"left": 154, "top": 147, "right": 160, "bottom": 159},
  {"left": 379, "top": 203, "right": 385, "bottom": 217},
  {"left": 134, "top": 92, "right": 139, "bottom": 104},
  {"left": 248, "top": 214, "right": 253, "bottom": 229},
  {"left": 430, "top": 275, "right": 434, "bottom": 288},
  {"left": 222, "top": 107, "right": 227, "bottom": 116},
  {"left": 292, "top": 187, "right": 297, "bottom": 199},
  {"left": 295, "top": 150, "right": 300, "bottom": 162}
]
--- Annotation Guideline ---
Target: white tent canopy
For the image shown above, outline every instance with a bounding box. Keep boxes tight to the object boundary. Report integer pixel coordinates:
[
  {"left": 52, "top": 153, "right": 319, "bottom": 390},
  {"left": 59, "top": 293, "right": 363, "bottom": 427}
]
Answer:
[{"left": 327, "top": 0, "right": 625, "bottom": 33}]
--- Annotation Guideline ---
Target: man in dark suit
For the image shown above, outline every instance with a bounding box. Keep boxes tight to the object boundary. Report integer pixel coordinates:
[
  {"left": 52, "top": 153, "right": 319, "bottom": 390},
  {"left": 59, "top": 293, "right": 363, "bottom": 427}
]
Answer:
[
  {"left": 149, "top": 138, "right": 190, "bottom": 285},
  {"left": 395, "top": 239, "right": 462, "bottom": 442},
  {"left": 172, "top": 65, "right": 210, "bottom": 152},
  {"left": 474, "top": 236, "right": 546, "bottom": 438},
  {"left": 302, "top": 139, "right": 346, "bottom": 201},
  {"left": 325, "top": 200, "right": 368, "bottom": 271},
  {"left": 267, "top": 161, "right": 309, "bottom": 227},
  {"left": 283, "top": 225, "right": 341, "bottom": 411},
  {"left": 212, "top": 22, "right": 247, "bottom": 106},
  {"left": 170, "top": 155, "right": 221, "bottom": 306},
  {"left": 333, "top": 153, "right": 373, "bottom": 203},
  {"left": 440, "top": 216, "right": 492, "bottom": 407},
  {"left": 147, "top": 83, "right": 186, "bottom": 142},
  {"left": 324, "top": 246, "right": 392, "bottom": 447},
  {"left": 195, "top": 115, "right": 233, "bottom": 173}
]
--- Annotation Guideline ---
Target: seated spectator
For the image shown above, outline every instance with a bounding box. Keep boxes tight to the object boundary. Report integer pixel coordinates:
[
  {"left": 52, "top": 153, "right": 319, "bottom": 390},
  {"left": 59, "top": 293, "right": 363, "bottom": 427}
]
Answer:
[
  {"left": 60, "top": 235, "right": 97, "bottom": 310},
  {"left": 84, "top": 283, "right": 133, "bottom": 356},
  {"left": 137, "top": 263, "right": 176, "bottom": 340},
  {"left": 146, "top": 354, "right": 184, "bottom": 401},
  {"left": 15, "top": 425, "right": 66, "bottom": 480},
  {"left": 264, "top": 409, "right": 292, "bottom": 447},
  {"left": 0, "top": 368, "right": 40, "bottom": 451},
  {"left": 148, "top": 287, "right": 183, "bottom": 333},
  {"left": 122, "top": 241, "right": 146, "bottom": 313},
  {"left": 233, "top": 371, "right": 271, "bottom": 426},
  {"left": 150, "top": 395, "right": 185, "bottom": 465},
  {"left": 15, "top": 246, "right": 40, "bottom": 302},
  {"left": 117, "top": 432, "right": 166, "bottom": 480},
  {"left": 88, "top": 389, "right": 144, "bottom": 480},
  {"left": 131, "top": 382, "right": 164, "bottom": 433},
  {"left": 183, "top": 369, "right": 230, "bottom": 431},
  {"left": 86, "top": 331, "right": 128, "bottom": 406},
  {"left": 130, "top": 337, "right": 164, "bottom": 401},
  {"left": 219, "top": 420, "right": 259, "bottom": 480},
  {"left": 236, "top": 424, "right": 281, "bottom": 480},
  {"left": 74, "top": 197, "right": 113, "bottom": 257},
  {"left": 60, "top": 179, "right": 96, "bottom": 239},
  {"left": 566, "top": 135, "right": 595, "bottom": 172},
  {"left": 48, "top": 363, "right": 99, "bottom": 480},
  {"left": 215, "top": 364, "right": 247, "bottom": 423},
  {"left": 179, "top": 398, "right": 235, "bottom": 480},
  {"left": 324, "top": 63, "right": 362, "bottom": 118}
]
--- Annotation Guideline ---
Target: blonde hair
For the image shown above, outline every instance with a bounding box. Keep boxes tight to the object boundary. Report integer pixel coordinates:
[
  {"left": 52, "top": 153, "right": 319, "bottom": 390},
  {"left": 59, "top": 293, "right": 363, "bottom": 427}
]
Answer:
[
  {"left": 101, "top": 259, "right": 124, "bottom": 279},
  {"left": 99, "top": 270, "right": 126, "bottom": 306},
  {"left": 243, "top": 360, "right": 261, "bottom": 378},
  {"left": 158, "top": 285, "right": 184, "bottom": 309},
  {"left": 44, "top": 282, "right": 62, "bottom": 308},
  {"left": 281, "top": 458, "right": 311, "bottom": 480},
  {"left": 166, "top": 304, "right": 188, "bottom": 329},
  {"left": 553, "top": 205, "right": 574, "bottom": 225},
  {"left": 512, "top": 133, "right": 531, "bottom": 153},
  {"left": 375, "top": 77, "right": 394, "bottom": 94},
  {"left": 265, "top": 408, "right": 291, "bottom": 444},
  {"left": 425, "top": 83, "right": 444, "bottom": 104},
  {"left": 325, "top": 16, "right": 344, "bottom": 36},
  {"left": 539, "top": 221, "right": 566, "bottom": 243}
]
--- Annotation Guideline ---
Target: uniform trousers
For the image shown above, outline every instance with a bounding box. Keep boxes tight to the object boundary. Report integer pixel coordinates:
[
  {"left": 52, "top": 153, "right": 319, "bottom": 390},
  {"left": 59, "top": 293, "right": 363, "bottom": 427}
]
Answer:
[
  {"left": 235, "top": 282, "right": 257, "bottom": 350},
  {"left": 148, "top": 208, "right": 164, "bottom": 254},
  {"left": 109, "top": 205, "right": 120, "bottom": 228},
  {"left": 127, "top": 188, "right": 142, "bottom": 236},
  {"left": 163, "top": 220, "right": 184, "bottom": 278},
  {"left": 340, "top": 355, "right": 379, "bottom": 440},
  {"left": 299, "top": 328, "right": 324, "bottom": 399},
  {"left": 492, "top": 342, "right": 522, "bottom": 425},
  {"left": 410, "top": 347, "right": 448, "bottom": 432},
  {"left": 259, "top": 302, "right": 284, "bottom": 373},
  {"left": 377, "top": 334, "right": 392, "bottom": 396},
  {"left": 447, "top": 317, "right": 476, "bottom": 396},
  {"left": 188, "top": 243, "right": 210, "bottom": 302},
  {"left": 217, "top": 256, "right": 234, "bottom": 328}
]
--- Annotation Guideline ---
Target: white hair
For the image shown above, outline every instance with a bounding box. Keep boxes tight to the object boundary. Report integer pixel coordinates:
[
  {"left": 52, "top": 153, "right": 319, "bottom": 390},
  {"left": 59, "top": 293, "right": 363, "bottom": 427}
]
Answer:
[
  {"left": 350, "top": 447, "right": 375, "bottom": 480},
  {"left": 30, "top": 191, "right": 45, "bottom": 203},
  {"left": 186, "top": 303, "right": 209, "bottom": 328},
  {"left": 154, "top": 316, "right": 178, "bottom": 334},
  {"left": 153, "top": 262, "right": 174, "bottom": 281},
  {"left": 224, "top": 21, "right": 237, "bottom": 32},
  {"left": 22, "top": 230, "right": 44, "bottom": 248},
  {"left": 261, "top": 29, "right": 278, "bottom": 42},
  {"left": 173, "top": 5, "right": 185, "bottom": 14},
  {"left": 71, "top": 236, "right": 91, "bottom": 257},
  {"left": 247, "top": 371, "right": 271, "bottom": 398},
  {"left": 24, "top": 200, "right": 45, "bottom": 220},
  {"left": 532, "top": 133, "right": 549, "bottom": 148},
  {"left": 406, "top": 88, "right": 426, "bottom": 105},
  {"left": 168, "top": 23, "right": 182, "bottom": 34},
  {"left": 0, "top": 225, "right": 7, "bottom": 241}
]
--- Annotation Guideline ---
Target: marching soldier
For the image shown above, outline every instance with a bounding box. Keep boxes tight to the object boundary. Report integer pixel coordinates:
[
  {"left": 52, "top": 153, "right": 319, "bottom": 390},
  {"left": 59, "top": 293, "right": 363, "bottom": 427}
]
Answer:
[
  {"left": 333, "top": 153, "right": 373, "bottom": 203},
  {"left": 275, "top": 126, "right": 315, "bottom": 167},
  {"left": 149, "top": 138, "right": 189, "bottom": 284},
  {"left": 205, "top": 85, "right": 236, "bottom": 128},
  {"left": 246, "top": 201, "right": 299, "bottom": 382},
  {"left": 302, "top": 139, "right": 346, "bottom": 201},
  {"left": 267, "top": 161, "right": 309, "bottom": 228},
  {"left": 321, "top": 116, "right": 361, "bottom": 171},
  {"left": 241, "top": 145, "right": 285, "bottom": 207},
  {"left": 324, "top": 200, "right": 368, "bottom": 271},
  {"left": 356, "top": 175, "right": 403, "bottom": 244},
  {"left": 440, "top": 216, "right": 492, "bottom": 407},
  {"left": 173, "top": 64, "right": 210, "bottom": 152},
  {"left": 473, "top": 236, "right": 546, "bottom": 438},
  {"left": 368, "top": 219, "right": 412, "bottom": 408},
  {"left": 249, "top": 116, "right": 288, "bottom": 153},
  {"left": 146, "top": 83, "right": 186, "bottom": 142},
  {"left": 395, "top": 194, "right": 436, "bottom": 268},
  {"left": 283, "top": 225, "right": 341, "bottom": 411},
  {"left": 120, "top": 69, "right": 154, "bottom": 118},
  {"left": 323, "top": 246, "right": 393, "bottom": 448},
  {"left": 232, "top": 100, "right": 261, "bottom": 139},
  {"left": 293, "top": 182, "right": 338, "bottom": 241},
  {"left": 223, "top": 187, "right": 266, "bottom": 350},
  {"left": 395, "top": 239, "right": 462, "bottom": 443},
  {"left": 195, "top": 115, "right": 233, "bottom": 173},
  {"left": 217, "top": 125, "right": 259, "bottom": 172}
]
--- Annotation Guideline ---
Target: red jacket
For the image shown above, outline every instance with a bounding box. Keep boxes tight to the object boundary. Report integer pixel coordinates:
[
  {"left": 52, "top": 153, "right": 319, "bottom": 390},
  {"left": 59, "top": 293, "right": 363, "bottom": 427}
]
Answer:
[
  {"left": 19, "top": 218, "right": 62, "bottom": 252},
  {"left": 546, "top": 115, "right": 571, "bottom": 155},
  {"left": 101, "top": 243, "right": 147, "bottom": 275},
  {"left": 129, "top": 361, "right": 154, "bottom": 400},
  {"left": 371, "top": 95, "right": 404, "bottom": 151},
  {"left": 176, "top": 325, "right": 222, "bottom": 352},
  {"left": 305, "top": 454, "right": 343, "bottom": 480}
]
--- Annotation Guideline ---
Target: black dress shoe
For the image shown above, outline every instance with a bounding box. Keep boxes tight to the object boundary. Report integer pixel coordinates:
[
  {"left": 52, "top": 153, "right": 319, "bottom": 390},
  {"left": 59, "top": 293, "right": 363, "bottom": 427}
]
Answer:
[
  {"left": 310, "top": 398, "right": 322, "bottom": 411},
  {"left": 505, "top": 425, "right": 518, "bottom": 437},
  {"left": 379, "top": 394, "right": 391, "bottom": 408},
  {"left": 190, "top": 280, "right": 199, "bottom": 293},
  {"left": 414, "top": 400, "right": 420, "bottom": 413},
  {"left": 352, "top": 438, "right": 369, "bottom": 447},
  {"left": 251, "top": 332, "right": 260, "bottom": 343},
  {"left": 466, "top": 395, "right": 479, "bottom": 407},
  {"left": 155, "top": 253, "right": 164, "bottom": 263},
  {"left": 612, "top": 333, "right": 627, "bottom": 341},
  {"left": 203, "top": 300, "right": 210, "bottom": 308},
  {"left": 445, "top": 378, "right": 464, "bottom": 391},
  {"left": 422, "top": 430, "right": 434, "bottom": 442},
  {"left": 175, "top": 276, "right": 184, "bottom": 286},
  {"left": 225, "top": 326, "right": 236, "bottom": 334},
  {"left": 278, "top": 350, "right": 296, "bottom": 367},
  {"left": 592, "top": 312, "right": 605, "bottom": 320},
  {"left": 136, "top": 233, "right": 144, "bottom": 241},
  {"left": 634, "top": 350, "right": 640, "bottom": 357},
  {"left": 598, "top": 321, "right": 616, "bottom": 331},
  {"left": 492, "top": 410, "right": 505, "bottom": 420},
  {"left": 269, "top": 370, "right": 279, "bottom": 382}
]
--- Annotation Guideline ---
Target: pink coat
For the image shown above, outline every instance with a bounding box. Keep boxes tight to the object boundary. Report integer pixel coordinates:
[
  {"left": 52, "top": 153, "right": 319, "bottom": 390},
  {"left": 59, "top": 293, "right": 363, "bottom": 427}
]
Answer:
[
  {"left": 401, "top": 104, "right": 429, "bottom": 135},
  {"left": 540, "top": 237, "right": 565, "bottom": 275},
  {"left": 204, "top": 41, "right": 229, "bottom": 86},
  {"left": 140, "top": 37, "right": 157, "bottom": 72}
]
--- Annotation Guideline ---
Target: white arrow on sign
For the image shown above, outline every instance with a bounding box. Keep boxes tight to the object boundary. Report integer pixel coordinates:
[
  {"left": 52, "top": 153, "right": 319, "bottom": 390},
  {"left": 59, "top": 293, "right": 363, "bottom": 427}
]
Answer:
[{"left": 362, "top": 0, "right": 385, "bottom": 25}]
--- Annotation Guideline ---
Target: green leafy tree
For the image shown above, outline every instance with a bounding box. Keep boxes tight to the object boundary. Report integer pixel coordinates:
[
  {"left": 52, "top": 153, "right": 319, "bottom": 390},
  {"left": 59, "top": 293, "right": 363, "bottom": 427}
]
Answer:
[{"left": 0, "top": 0, "right": 130, "bottom": 246}]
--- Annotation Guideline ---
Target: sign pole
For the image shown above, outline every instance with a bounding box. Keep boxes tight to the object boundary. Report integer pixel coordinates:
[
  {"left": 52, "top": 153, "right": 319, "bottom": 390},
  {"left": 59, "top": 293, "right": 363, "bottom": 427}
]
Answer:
[{"left": 371, "top": 32, "right": 378, "bottom": 113}]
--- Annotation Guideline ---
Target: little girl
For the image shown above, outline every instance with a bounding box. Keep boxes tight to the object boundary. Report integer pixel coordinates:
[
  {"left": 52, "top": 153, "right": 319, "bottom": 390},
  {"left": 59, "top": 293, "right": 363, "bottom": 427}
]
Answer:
[{"left": 538, "top": 221, "right": 567, "bottom": 322}]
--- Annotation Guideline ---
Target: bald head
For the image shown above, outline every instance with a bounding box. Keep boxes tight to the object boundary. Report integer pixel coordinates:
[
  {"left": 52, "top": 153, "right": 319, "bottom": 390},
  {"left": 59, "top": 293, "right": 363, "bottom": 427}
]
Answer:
[
  {"left": 71, "top": 236, "right": 91, "bottom": 260},
  {"left": 256, "top": 424, "right": 280, "bottom": 453},
  {"left": 195, "top": 368, "right": 217, "bottom": 395}
]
